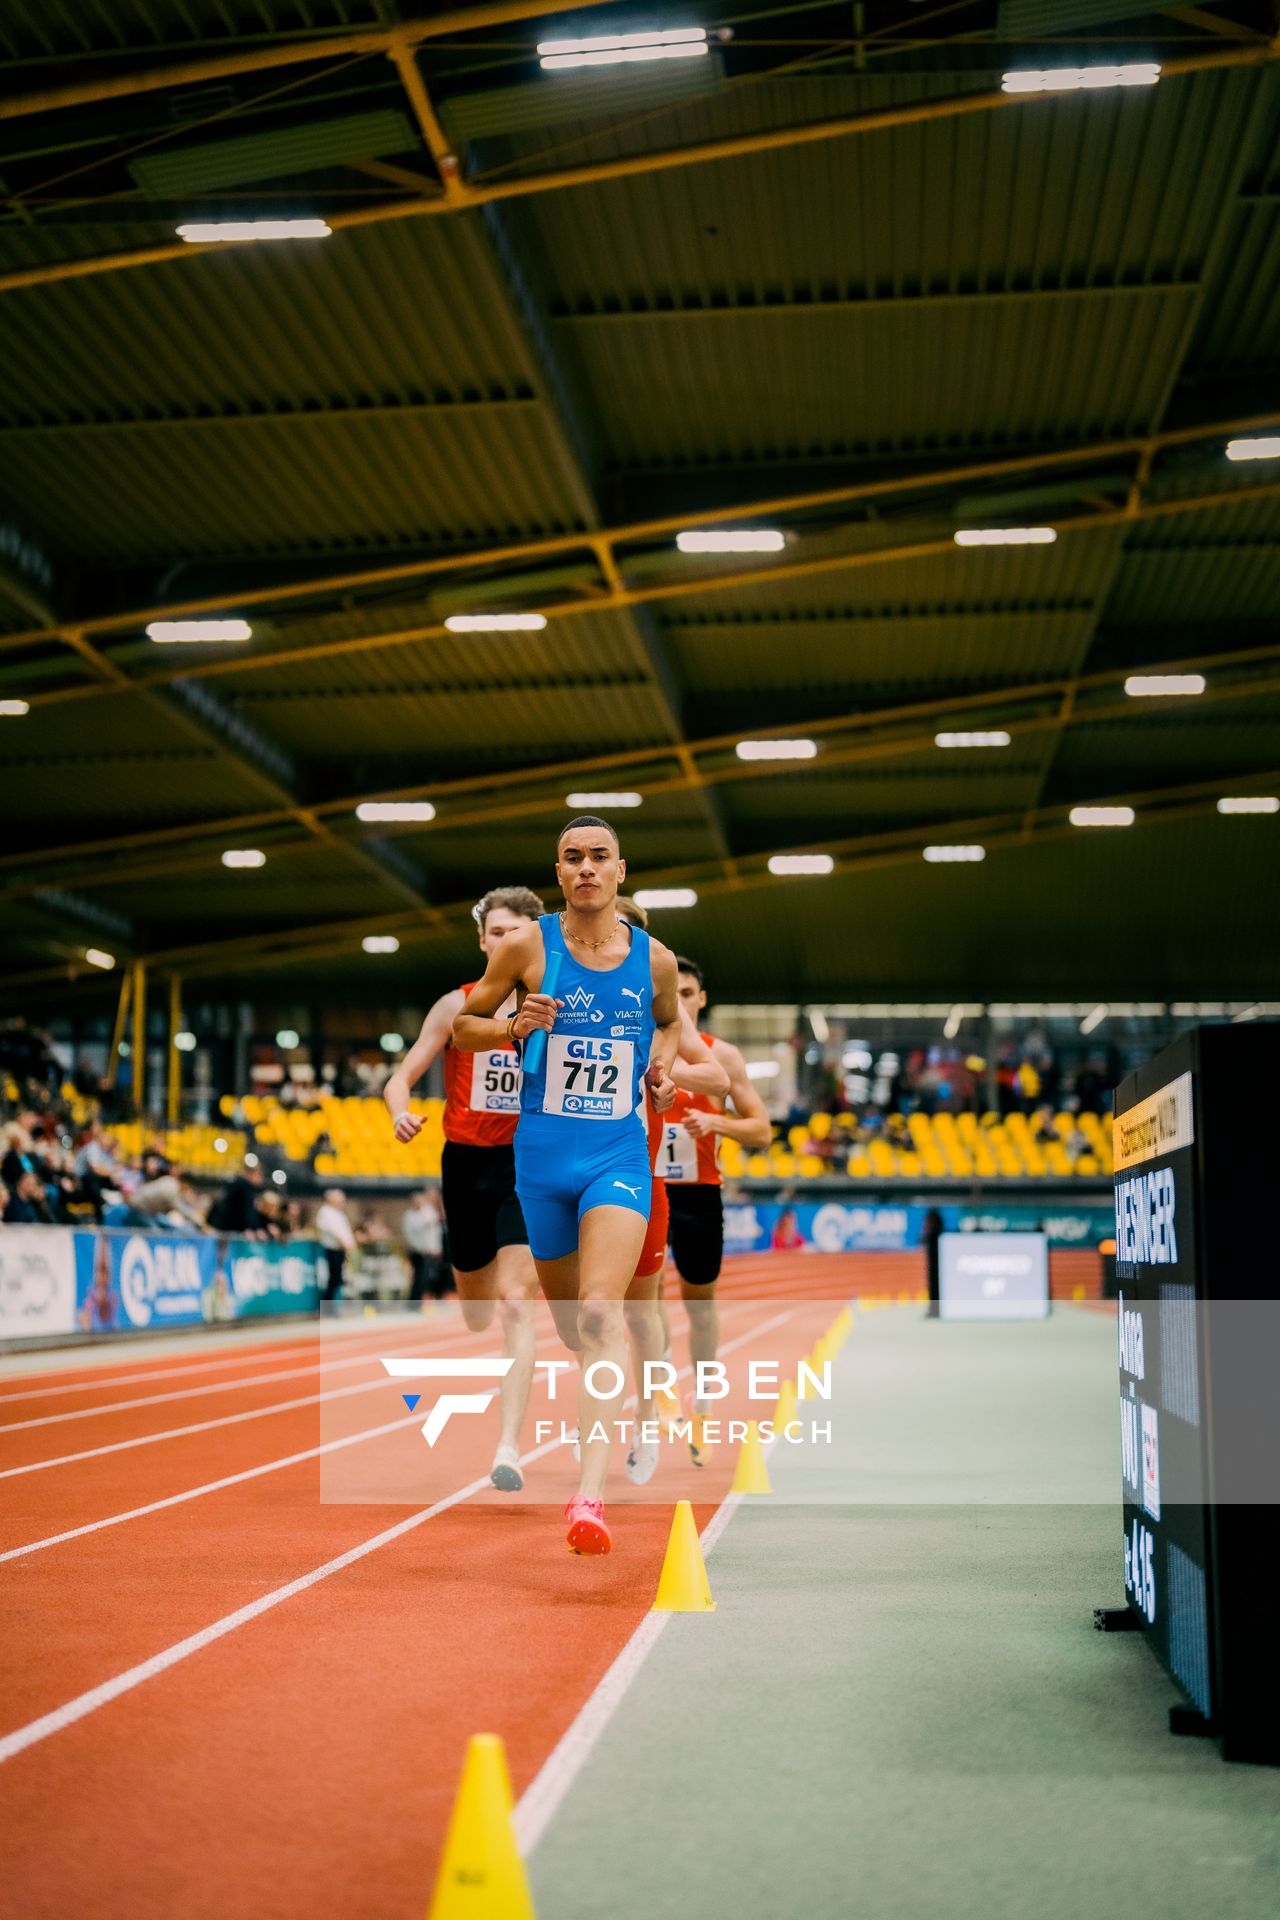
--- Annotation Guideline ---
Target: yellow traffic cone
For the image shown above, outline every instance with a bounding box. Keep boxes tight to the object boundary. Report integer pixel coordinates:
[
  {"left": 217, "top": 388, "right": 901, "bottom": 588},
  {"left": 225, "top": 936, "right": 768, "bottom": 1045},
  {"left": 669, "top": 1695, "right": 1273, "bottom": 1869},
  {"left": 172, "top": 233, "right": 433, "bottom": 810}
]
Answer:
[
  {"left": 427, "top": 1734, "right": 535, "bottom": 1920},
  {"left": 652, "top": 1499, "right": 716, "bottom": 1612},
  {"left": 774, "top": 1377, "right": 799, "bottom": 1431},
  {"left": 730, "top": 1421, "right": 773, "bottom": 1495}
]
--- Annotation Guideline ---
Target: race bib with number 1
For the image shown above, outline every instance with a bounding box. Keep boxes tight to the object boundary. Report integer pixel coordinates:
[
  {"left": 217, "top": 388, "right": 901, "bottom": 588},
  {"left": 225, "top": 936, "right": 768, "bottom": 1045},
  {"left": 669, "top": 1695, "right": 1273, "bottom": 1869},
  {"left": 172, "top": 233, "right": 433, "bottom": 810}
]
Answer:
[{"left": 658, "top": 1122, "right": 699, "bottom": 1182}]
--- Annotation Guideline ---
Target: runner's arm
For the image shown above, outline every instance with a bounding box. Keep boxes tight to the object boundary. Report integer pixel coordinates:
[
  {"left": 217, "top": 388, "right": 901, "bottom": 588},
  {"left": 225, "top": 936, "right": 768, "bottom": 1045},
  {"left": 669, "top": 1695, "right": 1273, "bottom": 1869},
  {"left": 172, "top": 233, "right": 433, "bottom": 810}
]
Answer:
[
  {"left": 679, "top": 1038, "right": 772, "bottom": 1149},
  {"left": 383, "top": 988, "right": 464, "bottom": 1142},
  {"left": 452, "top": 924, "right": 559, "bottom": 1051},
  {"left": 645, "top": 943, "right": 681, "bottom": 1112},
  {"left": 671, "top": 1006, "right": 730, "bottom": 1097}
]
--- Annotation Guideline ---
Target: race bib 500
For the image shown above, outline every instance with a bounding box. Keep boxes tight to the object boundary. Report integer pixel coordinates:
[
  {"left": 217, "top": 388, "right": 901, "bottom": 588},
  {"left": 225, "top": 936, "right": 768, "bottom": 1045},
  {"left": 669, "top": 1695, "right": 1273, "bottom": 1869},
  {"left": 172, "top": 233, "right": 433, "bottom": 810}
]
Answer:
[{"left": 470, "top": 1050, "right": 522, "bottom": 1114}]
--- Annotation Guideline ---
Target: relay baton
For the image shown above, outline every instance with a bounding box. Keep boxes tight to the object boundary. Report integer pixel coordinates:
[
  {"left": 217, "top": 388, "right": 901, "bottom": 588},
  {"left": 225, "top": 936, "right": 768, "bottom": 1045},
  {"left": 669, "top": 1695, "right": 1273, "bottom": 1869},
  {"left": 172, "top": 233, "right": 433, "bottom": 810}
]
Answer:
[{"left": 522, "top": 948, "right": 563, "bottom": 1075}]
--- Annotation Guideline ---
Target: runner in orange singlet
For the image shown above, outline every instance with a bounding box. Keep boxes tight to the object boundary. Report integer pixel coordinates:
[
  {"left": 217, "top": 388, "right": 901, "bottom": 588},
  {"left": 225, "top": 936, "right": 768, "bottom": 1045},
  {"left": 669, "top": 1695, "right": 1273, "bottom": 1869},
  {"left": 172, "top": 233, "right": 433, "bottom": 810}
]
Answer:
[
  {"left": 383, "top": 884, "right": 544, "bottom": 1492},
  {"left": 665, "top": 957, "right": 772, "bottom": 1453},
  {"left": 615, "top": 897, "right": 728, "bottom": 1483}
]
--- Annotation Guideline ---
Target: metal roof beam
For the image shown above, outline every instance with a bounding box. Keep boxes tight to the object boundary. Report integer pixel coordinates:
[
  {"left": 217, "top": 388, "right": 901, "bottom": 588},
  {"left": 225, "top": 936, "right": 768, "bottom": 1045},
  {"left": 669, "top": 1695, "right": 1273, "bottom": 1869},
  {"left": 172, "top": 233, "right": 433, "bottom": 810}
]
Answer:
[
  {"left": 1, "top": 41, "right": 1276, "bottom": 297},
  {"left": 555, "top": 281, "right": 1201, "bottom": 325},
  {"left": 6, "top": 637, "right": 1279, "bottom": 901},
  {"left": 0, "top": 3, "right": 626, "bottom": 122},
  {"left": 68, "top": 759, "right": 1279, "bottom": 979},
  {"left": 17, "top": 474, "right": 1280, "bottom": 707},
  {"left": 6, "top": 410, "right": 1275, "bottom": 656},
  {"left": 0, "top": 395, "right": 539, "bottom": 438}
]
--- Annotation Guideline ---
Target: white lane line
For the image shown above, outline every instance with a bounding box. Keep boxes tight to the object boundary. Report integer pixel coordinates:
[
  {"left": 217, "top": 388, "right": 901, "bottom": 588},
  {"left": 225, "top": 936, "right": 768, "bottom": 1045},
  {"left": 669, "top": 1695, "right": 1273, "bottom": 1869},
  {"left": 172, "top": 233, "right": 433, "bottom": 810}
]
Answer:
[
  {"left": 0, "top": 1309, "right": 794, "bottom": 1766},
  {"left": 515, "top": 1491, "right": 745, "bottom": 1858},
  {"left": 0, "top": 1319, "right": 470, "bottom": 1433},
  {"left": 0, "top": 1319, "right": 415, "bottom": 1403},
  {"left": 0, "top": 1448, "right": 544, "bottom": 1769},
  {"left": 0, "top": 1330, "right": 571, "bottom": 1561},
  {"left": 0, "top": 1415, "right": 419, "bottom": 1563},
  {"left": 513, "top": 1310, "right": 798, "bottom": 1856},
  {"left": 0, "top": 1325, "right": 492, "bottom": 1482}
]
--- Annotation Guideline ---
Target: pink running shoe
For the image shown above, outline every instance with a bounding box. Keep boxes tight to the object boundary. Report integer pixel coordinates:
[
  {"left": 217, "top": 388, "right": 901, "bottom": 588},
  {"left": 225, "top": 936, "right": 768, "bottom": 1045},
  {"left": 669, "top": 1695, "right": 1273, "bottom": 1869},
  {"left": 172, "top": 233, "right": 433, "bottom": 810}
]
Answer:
[{"left": 565, "top": 1495, "right": 612, "bottom": 1556}]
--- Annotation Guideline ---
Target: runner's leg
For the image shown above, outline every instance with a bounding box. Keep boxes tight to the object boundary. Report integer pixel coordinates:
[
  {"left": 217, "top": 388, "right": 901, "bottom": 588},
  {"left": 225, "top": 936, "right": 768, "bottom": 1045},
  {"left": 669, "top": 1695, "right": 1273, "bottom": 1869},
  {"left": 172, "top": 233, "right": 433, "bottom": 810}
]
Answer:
[{"left": 575, "top": 1204, "right": 647, "bottom": 1501}]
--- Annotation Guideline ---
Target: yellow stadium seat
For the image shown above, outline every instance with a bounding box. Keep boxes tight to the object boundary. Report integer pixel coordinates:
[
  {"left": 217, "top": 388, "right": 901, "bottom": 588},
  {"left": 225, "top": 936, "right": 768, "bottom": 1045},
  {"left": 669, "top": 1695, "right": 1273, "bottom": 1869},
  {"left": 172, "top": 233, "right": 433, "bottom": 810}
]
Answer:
[{"left": 799, "top": 1155, "right": 825, "bottom": 1178}]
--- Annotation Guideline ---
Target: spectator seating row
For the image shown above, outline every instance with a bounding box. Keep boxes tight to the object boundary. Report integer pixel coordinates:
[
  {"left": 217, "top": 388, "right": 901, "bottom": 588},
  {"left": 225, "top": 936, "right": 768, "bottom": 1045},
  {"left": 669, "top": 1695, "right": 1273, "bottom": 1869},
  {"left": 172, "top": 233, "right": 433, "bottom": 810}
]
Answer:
[{"left": 212, "top": 1095, "right": 1111, "bottom": 1182}]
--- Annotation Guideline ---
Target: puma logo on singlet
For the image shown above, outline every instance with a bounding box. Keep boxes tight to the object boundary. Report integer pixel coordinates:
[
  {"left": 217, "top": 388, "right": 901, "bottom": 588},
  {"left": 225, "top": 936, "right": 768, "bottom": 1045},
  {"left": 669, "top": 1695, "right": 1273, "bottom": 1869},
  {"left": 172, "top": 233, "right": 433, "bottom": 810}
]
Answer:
[
  {"left": 620, "top": 986, "right": 644, "bottom": 1005},
  {"left": 613, "top": 1181, "right": 641, "bottom": 1199}
]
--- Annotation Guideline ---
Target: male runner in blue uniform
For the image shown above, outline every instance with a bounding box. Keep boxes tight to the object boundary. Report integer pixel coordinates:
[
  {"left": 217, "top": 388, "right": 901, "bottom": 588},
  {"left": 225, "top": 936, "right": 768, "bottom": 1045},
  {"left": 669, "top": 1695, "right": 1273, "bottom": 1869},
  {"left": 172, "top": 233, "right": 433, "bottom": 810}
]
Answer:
[{"left": 454, "top": 816, "right": 680, "bottom": 1554}]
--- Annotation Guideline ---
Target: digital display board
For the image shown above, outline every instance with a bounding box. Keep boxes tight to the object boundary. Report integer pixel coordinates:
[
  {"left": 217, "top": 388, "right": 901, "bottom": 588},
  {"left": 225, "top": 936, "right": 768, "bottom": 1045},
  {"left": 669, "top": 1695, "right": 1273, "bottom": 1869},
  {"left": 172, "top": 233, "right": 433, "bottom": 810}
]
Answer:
[
  {"left": 1110, "top": 1025, "right": 1280, "bottom": 1764},
  {"left": 937, "top": 1231, "right": 1049, "bottom": 1320}
]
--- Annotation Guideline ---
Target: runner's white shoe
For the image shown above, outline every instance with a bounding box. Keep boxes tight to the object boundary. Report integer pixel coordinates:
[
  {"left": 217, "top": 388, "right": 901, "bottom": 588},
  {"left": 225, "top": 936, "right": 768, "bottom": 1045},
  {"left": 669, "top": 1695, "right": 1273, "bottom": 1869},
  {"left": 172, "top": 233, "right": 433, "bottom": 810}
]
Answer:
[
  {"left": 490, "top": 1443, "right": 524, "bottom": 1493},
  {"left": 625, "top": 1434, "right": 660, "bottom": 1485}
]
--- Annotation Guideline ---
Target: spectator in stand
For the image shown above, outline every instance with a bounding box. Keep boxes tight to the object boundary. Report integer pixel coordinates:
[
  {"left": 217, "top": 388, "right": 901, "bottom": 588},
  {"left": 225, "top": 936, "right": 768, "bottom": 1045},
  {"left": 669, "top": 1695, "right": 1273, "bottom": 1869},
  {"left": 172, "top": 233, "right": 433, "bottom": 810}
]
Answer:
[
  {"left": 0, "top": 1177, "right": 8, "bottom": 1221},
  {"left": 1032, "top": 1105, "right": 1058, "bottom": 1146},
  {"left": 315, "top": 1188, "right": 355, "bottom": 1302},
  {"left": 5, "top": 1168, "right": 54, "bottom": 1225},
  {"left": 253, "top": 1191, "right": 287, "bottom": 1241},
  {"left": 206, "top": 1162, "right": 265, "bottom": 1233},
  {"left": 105, "top": 1168, "right": 207, "bottom": 1233},
  {"left": 402, "top": 1190, "right": 446, "bottom": 1301},
  {"left": 73, "top": 1121, "right": 124, "bottom": 1223}
]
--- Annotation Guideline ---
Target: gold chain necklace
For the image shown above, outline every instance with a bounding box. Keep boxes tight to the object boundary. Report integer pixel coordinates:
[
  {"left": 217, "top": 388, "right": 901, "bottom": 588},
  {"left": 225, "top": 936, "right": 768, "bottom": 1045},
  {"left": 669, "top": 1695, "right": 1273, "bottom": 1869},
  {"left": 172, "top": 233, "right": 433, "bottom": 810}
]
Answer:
[{"left": 559, "top": 910, "right": 619, "bottom": 951}]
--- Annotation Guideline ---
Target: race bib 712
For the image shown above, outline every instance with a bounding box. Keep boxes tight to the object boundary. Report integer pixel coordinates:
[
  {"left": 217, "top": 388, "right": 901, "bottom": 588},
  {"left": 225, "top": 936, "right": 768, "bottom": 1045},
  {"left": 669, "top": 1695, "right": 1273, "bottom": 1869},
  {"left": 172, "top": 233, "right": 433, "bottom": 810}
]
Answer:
[{"left": 542, "top": 1036, "right": 634, "bottom": 1121}]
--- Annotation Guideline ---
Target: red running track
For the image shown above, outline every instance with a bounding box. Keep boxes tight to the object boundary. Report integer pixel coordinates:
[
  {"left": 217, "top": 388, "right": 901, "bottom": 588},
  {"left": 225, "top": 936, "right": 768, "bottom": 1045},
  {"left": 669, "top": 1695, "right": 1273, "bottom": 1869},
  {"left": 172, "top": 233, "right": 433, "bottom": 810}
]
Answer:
[{"left": 0, "top": 1266, "right": 849, "bottom": 1920}]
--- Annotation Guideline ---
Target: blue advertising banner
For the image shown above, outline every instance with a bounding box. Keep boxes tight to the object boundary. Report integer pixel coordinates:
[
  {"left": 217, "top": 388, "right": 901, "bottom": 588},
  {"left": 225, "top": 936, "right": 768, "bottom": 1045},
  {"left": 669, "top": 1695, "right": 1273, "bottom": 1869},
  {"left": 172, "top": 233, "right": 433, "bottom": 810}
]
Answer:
[
  {"left": 722, "top": 1199, "right": 1113, "bottom": 1255},
  {"left": 73, "top": 1231, "right": 321, "bottom": 1333}
]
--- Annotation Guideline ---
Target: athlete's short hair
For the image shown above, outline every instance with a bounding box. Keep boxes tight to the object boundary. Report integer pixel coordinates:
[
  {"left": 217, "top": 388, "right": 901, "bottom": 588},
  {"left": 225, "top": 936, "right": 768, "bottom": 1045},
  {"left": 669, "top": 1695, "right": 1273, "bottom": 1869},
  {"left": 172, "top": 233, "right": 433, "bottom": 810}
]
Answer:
[
  {"left": 557, "top": 812, "right": 619, "bottom": 850},
  {"left": 675, "top": 955, "right": 704, "bottom": 986},
  {"left": 471, "top": 884, "right": 545, "bottom": 931},
  {"left": 616, "top": 894, "right": 648, "bottom": 929}
]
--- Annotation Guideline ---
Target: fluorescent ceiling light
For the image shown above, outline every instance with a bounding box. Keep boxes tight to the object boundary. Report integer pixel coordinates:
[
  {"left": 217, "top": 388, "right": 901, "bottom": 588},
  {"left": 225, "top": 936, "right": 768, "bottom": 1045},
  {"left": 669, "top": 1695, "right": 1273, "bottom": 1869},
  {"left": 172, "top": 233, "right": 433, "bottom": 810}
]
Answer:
[
  {"left": 444, "top": 612, "right": 547, "bottom": 632},
  {"left": 943, "top": 1005, "right": 964, "bottom": 1040},
  {"left": 736, "top": 738, "right": 818, "bottom": 761},
  {"left": 380, "top": 1033, "right": 405, "bottom": 1053},
  {"left": 221, "top": 849, "right": 266, "bottom": 868},
  {"left": 84, "top": 948, "right": 115, "bottom": 970},
  {"left": 1217, "top": 795, "right": 1279, "bottom": 814},
  {"left": 177, "top": 219, "right": 331, "bottom": 242},
  {"left": 1001, "top": 63, "right": 1159, "bottom": 93},
  {"left": 1226, "top": 437, "right": 1280, "bottom": 461},
  {"left": 566, "top": 792, "right": 643, "bottom": 808},
  {"left": 676, "top": 528, "right": 785, "bottom": 554},
  {"left": 1079, "top": 1004, "right": 1109, "bottom": 1036},
  {"left": 363, "top": 935, "right": 401, "bottom": 953},
  {"left": 954, "top": 526, "right": 1057, "bottom": 547},
  {"left": 276, "top": 1029, "right": 300, "bottom": 1049},
  {"left": 0, "top": 699, "right": 31, "bottom": 715},
  {"left": 935, "top": 730, "right": 1012, "bottom": 748},
  {"left": 539, "top": 27, "right": 708, "bottom": 70},
  {"left": 768, "top": 854, "right": 834, "bottom": 875},
  {"left": 1124, "top": 674, "right": 1205, "bottom": 697},
  {"left": 147, "top": 619, "right": 252, "bottom": 643},
  {"left": 746, "top": 1059, "right": 780, "bottom": 1080},
  {"left": 633, "top": 888, "right": 697, "bottom": 909},
  {"left": 1069, "top": 806, "right": 1134, "bottom": 827},
  {"left": 356, "top": 801, "right": 436, "bottom": 823},
  {"left": 174, "top": 1031, "right": 197, "bottom": 1052},
  {"left": 923, "top": 845, "right": 986, "bottom": 862}
]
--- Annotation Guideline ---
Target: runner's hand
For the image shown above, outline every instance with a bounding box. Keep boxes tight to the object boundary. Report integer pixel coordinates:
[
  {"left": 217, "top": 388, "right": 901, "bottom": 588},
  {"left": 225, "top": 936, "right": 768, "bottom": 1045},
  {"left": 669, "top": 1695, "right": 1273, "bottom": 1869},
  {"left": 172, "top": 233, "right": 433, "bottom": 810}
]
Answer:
[
  {"left": 679, "top": 1108, "right": 717, "bottom": 1139},
  {"left": 515, "top": 993, "right": 561, "bottom": 1036},
  {"left": 647, "top": 1065, "right": 677, "bottom": 1113},
  {"left": 393, "top": 1111, "right": 423, "bottom": 1143}
]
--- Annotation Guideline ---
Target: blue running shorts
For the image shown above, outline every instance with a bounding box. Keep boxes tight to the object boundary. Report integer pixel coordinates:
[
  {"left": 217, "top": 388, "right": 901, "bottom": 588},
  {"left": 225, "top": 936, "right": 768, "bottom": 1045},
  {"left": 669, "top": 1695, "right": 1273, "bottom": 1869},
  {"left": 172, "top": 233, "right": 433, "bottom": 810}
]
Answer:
[{"left": 514, "top": 1112, "right": 652, "bottom": 1262}]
